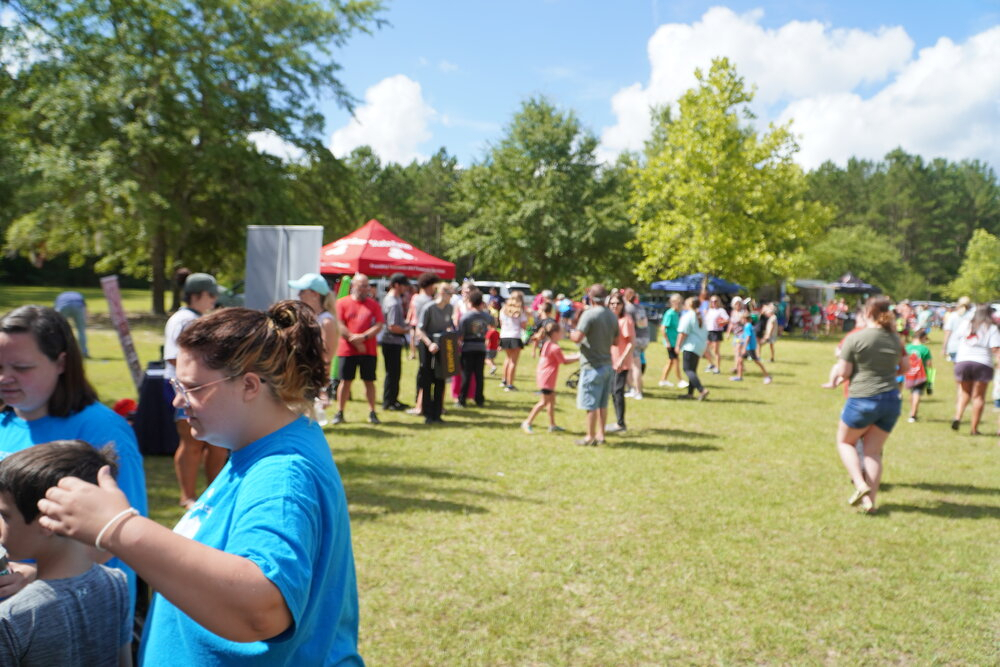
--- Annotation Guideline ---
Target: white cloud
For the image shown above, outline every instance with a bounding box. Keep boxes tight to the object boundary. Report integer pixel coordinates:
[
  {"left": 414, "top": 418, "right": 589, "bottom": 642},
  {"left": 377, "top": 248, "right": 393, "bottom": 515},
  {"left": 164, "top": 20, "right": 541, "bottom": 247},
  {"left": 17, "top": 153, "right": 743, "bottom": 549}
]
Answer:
[
  {"left": 329, "top": 74, "right": 436, "bottom": 164},
  {"left": 438, "top": 59, "right": 458, "bottom": 72},
  {"left": 599, "top": 7, "right": 1000, "bottom": 169},
  {"left": 783, "top": 27, "right": 1000, "bottom": 168},
  {"left": 248, "top": 130, "right": 305, "bottom": 163}
]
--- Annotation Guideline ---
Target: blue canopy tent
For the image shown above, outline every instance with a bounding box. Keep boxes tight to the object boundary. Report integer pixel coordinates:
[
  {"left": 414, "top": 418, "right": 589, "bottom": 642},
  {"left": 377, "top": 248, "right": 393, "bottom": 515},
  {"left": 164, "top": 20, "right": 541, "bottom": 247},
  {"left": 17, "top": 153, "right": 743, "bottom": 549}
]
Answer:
[{"left": 650, "top": 273, "right": 746, "bottom": 294}]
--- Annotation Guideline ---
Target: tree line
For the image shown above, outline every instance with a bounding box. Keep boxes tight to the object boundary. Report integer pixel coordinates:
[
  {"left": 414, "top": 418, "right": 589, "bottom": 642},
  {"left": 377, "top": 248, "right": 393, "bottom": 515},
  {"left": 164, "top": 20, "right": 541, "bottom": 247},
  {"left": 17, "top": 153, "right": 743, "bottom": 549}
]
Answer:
[{"left": 2, "top": 5, "right": 998, "bottom": 311}]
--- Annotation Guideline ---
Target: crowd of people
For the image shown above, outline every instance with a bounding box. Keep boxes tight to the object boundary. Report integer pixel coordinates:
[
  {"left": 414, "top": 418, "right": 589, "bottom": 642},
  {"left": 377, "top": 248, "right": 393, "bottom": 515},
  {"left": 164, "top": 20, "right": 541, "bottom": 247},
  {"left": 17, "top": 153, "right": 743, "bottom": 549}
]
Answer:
[{"left": 0, "top": 269, "right": 996, "bottom": 662}]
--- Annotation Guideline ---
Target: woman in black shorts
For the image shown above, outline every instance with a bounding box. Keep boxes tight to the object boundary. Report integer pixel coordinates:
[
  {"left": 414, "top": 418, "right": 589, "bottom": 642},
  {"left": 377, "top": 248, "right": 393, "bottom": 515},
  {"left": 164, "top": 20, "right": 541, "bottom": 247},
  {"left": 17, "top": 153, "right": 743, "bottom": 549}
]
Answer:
[
  {"left": 498, "top": 291, "right": 528, "bottom": 391},
  {"left": 950, "top": 304, "right": 1000, "bottom": 435}
]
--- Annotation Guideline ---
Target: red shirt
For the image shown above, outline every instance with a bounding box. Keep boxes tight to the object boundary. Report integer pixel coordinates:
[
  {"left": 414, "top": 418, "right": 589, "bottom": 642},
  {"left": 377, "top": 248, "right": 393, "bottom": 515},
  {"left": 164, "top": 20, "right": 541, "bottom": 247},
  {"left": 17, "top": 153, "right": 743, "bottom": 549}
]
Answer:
[
  {"left": 336, "top": 296, "right": 384, "bottom": 357},
  {"left": 485, "top": 329, "right": 500, "bottom": 351}
]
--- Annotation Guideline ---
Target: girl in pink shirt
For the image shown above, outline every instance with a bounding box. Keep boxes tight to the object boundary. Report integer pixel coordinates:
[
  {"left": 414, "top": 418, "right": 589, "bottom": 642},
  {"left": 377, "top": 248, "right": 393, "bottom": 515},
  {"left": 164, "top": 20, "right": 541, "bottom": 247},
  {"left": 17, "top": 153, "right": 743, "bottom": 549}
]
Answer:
[{"left": 521, "top": 323, "right": 579, "bottom": 433}]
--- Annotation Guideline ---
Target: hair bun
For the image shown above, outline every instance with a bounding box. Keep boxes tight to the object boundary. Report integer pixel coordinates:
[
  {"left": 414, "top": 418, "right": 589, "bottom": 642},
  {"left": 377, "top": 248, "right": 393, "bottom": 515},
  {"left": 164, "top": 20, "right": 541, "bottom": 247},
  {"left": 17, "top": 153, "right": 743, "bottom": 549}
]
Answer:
[{"left": 268, "top": 301, "right": 301, "bottom": 329}]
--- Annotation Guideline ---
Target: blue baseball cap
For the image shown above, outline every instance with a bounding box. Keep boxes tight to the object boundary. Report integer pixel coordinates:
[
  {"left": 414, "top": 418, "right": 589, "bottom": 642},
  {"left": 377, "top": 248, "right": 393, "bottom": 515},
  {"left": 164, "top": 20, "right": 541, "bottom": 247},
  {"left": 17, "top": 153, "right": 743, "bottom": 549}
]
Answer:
[{"left": 288, "top": 273, "right": 330, "bottom": 296}]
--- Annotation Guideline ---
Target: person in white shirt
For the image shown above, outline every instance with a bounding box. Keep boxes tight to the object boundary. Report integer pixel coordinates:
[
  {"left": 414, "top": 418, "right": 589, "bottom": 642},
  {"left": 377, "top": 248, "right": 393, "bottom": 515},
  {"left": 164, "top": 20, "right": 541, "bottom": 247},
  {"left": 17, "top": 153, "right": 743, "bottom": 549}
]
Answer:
[
  {"left": 703, "top": 295, "right": 729, "bottom": 373},
  {"left": 950, "top": 304, "right": 1000, "bottom": 435},
  {"left": 163, "top": 273, "right": 228, "bottom": 509}
]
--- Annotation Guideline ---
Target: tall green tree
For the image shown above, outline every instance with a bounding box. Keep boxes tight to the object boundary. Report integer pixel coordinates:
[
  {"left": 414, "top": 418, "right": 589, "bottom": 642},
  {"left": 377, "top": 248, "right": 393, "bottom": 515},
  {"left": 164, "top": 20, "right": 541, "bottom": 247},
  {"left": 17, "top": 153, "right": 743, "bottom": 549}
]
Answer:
[
  {"left": 446, "top": 97, "right": 636, "bottom": 291},
  {"left": 947, "top": 229, "right": 1000, "bottom": 302},
  {"left": 629, "top": 58, "right": 830, "bottom": 290},
  {"left": 2, "top": 0, "right": 382, "bottom": 312},
  {"left": 342, "top": 146, "right": 462, "bottom": 259},
  {"left": 805, "top": 225, "right": 911, "bottom": 293},
  {"left": 806, "top": 151, "right": 1000, "bottom": 295}
]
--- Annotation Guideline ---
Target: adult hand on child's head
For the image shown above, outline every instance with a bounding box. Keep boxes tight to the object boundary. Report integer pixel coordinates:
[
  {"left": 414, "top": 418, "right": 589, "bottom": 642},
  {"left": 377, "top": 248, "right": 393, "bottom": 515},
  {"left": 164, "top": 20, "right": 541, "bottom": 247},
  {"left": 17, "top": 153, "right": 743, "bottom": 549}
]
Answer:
[
  {"left": 37, "top": 466, "right": 131, "bottom": 547},
  {"left": 0, "top": 562, "right": 37, "bottom": 598}
]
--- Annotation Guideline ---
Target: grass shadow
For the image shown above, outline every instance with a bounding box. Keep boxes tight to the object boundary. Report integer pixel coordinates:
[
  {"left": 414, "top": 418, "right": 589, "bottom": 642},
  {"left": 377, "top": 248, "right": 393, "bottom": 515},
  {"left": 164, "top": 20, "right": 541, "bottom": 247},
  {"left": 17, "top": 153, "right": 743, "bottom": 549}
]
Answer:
[
  {"left": 641, "top": 427, "right": 714, "bottom": 439},
  {"left": 338, "top": 458, "right": 531, "bottom": 522},
  {"left": 339, "top": 460, "right": 490, "bottom": 483},
  {"left": 889, "top": 482, "right": 1000, "bottom": 497},
  {"left": 607, "top": 441, "right": 722, "bottom": 453},
  {"left": 346, "top": 491, "right": 489, "bottom": 521},
  {"left": 877, "top": 501, "right": 1000, "bottom": 520}
]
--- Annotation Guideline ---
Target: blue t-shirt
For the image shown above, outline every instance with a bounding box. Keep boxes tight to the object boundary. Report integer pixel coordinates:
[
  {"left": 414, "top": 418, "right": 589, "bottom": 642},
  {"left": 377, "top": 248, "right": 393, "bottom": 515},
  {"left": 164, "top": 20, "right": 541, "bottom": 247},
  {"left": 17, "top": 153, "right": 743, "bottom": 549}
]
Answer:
[
  {"left": 742, "top": 321, "right": 758, "bottom": 351},
  {"left": 677, "top": 311, "right": 707, "bottom": 356},
  {"left": 0, "top": 402, "right": 148, "bottom": 611},
  {"left": 140, "top": 416, "right": 362, "bottom": 666}
]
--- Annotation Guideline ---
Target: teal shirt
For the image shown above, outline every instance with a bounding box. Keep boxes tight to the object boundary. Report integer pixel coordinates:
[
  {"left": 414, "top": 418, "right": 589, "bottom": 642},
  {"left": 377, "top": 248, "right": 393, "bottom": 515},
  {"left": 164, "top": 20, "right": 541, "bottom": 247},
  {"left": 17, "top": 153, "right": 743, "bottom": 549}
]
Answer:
[{"left": 661, "top": 308, "right": 680, "bottom": 347}]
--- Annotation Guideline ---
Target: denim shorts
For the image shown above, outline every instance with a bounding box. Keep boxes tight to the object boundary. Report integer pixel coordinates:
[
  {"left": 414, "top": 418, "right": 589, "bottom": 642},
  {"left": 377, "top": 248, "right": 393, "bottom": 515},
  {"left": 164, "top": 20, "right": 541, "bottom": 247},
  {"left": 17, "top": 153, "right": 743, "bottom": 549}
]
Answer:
[
  {"left": 841, "top": 389, "right": 901, "bottom": 432},
  {"left": 577, "top": 364, "right": 614, "bottom": 411}
]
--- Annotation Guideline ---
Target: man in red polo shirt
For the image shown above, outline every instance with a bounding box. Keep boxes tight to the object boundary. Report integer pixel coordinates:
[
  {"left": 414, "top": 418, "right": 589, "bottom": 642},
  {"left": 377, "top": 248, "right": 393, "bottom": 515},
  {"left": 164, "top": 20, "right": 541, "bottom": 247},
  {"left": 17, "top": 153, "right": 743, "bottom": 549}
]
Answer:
[{"left": 333, "top": 273, "right": 384, "bottom": 424}]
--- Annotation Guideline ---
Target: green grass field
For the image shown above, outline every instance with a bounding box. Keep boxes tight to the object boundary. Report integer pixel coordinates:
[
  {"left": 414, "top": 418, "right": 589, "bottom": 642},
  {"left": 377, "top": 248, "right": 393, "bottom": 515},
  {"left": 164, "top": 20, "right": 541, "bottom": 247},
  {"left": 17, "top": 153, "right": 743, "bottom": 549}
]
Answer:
[{"left": 3, "top": 287, "right": 998, "bottom": 664}]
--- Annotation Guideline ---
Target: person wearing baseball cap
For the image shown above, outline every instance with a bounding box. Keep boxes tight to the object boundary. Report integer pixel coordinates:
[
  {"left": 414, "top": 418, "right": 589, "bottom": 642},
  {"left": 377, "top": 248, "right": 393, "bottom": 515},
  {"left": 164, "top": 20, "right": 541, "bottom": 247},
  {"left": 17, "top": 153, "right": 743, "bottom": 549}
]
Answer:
[
  {"left": 163, "top": 272, "right": 228, "bottom": 509},
  {"left": 289, "top": 273, "right": 339, "bottom": 417},
  {"left": 288, "top": 273, "right": 330, "bottom": 297},
  {"left": 379, "top": 273, "right": 411, "bottom": 411}
]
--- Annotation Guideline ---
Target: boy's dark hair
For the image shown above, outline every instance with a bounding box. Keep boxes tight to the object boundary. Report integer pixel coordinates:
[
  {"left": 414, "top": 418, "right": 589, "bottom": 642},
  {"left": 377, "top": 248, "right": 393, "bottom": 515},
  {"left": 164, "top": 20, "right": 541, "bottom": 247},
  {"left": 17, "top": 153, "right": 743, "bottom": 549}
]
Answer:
[
  {"left": 468, "top": 288, "right": 483, "bottom": 308},
  {"left": 0, "top": 441, "right": 117, "bottom": 523},
  {"left": 417, "top": 272, "right": 440, "bottom": 290},
  {"left": 540, "top": 302, "right": 553, "bottom": 315}
]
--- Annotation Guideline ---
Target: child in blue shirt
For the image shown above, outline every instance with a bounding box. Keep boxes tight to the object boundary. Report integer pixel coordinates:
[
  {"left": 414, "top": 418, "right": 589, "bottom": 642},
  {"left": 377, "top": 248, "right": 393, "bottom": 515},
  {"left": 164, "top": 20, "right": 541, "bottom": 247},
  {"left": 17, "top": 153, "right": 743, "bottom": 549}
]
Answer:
[{"left": 731, "top": 318, "right": 773, "bottom": 384}]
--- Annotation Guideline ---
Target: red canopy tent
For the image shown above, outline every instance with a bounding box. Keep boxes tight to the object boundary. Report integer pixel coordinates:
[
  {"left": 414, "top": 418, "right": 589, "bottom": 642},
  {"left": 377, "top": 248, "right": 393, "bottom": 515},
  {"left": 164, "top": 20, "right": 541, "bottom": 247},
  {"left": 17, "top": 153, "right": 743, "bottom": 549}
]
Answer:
[{"left": 319, "top": 219, "right": 456, "bottom": 279}]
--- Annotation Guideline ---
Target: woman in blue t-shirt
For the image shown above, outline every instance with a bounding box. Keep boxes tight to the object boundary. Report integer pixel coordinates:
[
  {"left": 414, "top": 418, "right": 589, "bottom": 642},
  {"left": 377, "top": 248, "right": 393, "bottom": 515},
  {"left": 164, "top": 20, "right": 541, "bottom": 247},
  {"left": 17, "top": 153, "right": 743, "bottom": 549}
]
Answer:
[
  {"left": 36, "top": 301, "right": 363, "bottom": 665},
  {"left": 0, "top": 306, "right": 147, "bottom": 605}
]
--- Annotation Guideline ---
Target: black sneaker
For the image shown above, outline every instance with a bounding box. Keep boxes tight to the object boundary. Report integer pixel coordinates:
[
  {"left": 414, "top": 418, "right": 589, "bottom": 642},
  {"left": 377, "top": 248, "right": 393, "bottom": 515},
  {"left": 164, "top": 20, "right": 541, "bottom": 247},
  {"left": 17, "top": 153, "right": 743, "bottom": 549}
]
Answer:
[
  {"left": 331, "top": 411, "right": 344, "bottom": 425},
  {"left": 368, "top": 411, "right": 381, "bottom": 425}
]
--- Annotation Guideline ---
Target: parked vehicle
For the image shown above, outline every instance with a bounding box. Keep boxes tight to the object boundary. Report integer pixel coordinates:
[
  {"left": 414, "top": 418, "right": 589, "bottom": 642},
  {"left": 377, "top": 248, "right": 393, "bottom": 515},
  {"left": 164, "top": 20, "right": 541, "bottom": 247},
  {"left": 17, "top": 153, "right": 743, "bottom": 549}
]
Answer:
[{"left": 472, "top": 281, "right": 534, "bottom": 304}]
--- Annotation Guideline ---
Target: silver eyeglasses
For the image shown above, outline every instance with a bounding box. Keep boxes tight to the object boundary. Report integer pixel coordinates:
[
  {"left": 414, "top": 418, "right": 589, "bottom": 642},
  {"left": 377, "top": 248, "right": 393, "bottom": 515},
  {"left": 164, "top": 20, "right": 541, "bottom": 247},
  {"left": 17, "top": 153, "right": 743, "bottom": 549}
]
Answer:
[{"left": 169, "top": 376, "right": 238, "bottom": 407}]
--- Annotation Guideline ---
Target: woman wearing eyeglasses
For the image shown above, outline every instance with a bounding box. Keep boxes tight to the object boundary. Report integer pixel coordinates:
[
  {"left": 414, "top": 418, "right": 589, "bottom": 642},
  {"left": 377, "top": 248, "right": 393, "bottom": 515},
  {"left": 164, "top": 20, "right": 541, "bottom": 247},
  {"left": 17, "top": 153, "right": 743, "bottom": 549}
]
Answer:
[
  {"left": 35, "top": 301, "right": 363, "bottom": 664},
  {"left": 606, "top": 294, "right": 634, "bottom": 434},
  {"left": 0, "top": 306, "right": 147, "bottom": 604}
]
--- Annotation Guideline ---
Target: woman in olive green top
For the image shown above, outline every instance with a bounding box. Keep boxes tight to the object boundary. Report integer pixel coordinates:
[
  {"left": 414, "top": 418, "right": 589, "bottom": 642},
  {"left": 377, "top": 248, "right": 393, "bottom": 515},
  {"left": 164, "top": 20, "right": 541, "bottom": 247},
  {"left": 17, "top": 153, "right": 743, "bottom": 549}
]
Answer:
[{"left": 833, "top": 296, "right": 908, "bottom": 513}]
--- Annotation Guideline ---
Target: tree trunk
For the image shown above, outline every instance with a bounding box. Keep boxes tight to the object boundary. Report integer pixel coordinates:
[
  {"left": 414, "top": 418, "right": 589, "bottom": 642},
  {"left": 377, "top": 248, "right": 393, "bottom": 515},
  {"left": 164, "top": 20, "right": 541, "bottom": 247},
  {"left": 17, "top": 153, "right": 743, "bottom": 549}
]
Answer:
[{"left": 151, "top": 223, "right": 167, "bottom": 315}]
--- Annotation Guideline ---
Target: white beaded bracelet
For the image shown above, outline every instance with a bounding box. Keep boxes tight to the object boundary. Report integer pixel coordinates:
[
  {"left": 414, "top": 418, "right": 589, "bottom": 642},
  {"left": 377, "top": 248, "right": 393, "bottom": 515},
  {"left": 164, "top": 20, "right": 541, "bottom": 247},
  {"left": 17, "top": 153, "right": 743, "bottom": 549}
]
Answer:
[{"left": 95, "top": 507, "right": 139, "bottom": 552}]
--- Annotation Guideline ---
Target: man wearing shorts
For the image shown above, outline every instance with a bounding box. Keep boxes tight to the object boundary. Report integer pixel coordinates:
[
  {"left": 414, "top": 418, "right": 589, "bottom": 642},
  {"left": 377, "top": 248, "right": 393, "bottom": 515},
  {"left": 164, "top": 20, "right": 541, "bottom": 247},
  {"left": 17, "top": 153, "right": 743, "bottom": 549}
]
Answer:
[
  {"left": 569, "top": 284, "right": 619, "bottom": 446},
  {"left": 333, "top": 273, "right": 384, "bottom": 425}
]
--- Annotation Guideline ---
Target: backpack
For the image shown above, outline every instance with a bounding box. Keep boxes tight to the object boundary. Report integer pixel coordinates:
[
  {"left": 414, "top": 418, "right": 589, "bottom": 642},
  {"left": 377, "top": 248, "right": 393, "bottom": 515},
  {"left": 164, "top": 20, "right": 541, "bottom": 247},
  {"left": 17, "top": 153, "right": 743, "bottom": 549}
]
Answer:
[{"left": 904, "top": 350, "right": 927, "bottom": 387}]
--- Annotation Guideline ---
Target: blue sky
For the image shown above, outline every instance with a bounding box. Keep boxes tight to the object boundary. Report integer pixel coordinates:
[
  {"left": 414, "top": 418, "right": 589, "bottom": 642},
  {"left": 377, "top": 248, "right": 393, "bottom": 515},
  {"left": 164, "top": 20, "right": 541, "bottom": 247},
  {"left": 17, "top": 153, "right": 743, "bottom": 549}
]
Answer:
[{"left": 312, "top": 1, "right": 1000, "bottom": 169}]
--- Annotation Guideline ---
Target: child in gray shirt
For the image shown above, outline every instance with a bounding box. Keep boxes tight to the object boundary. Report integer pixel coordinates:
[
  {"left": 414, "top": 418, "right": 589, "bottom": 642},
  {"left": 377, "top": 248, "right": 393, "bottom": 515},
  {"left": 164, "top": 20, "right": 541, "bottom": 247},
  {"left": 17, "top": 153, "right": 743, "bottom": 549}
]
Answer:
[{"left": 0, "top": 440, "right": 131, "bottom": 666}]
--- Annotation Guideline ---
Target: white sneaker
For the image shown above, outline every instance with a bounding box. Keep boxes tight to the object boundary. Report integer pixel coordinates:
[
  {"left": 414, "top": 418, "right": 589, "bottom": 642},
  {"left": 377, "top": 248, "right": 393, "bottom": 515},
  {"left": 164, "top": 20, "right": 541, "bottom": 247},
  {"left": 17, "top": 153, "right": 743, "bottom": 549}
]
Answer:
[
  {"left": 623, "top": 388, "right": 636, "bottom": 398},
  {"left": 520, "top": 422, "right": 533, "bottom": 434},
  {"left": 658, "top": 380, "right": 674, "bottom": 387},
  {"left": 633, "top": 392, "right": 643, "bottom": 400},
  {"left": 763, "top": 376, "right": 773, "bottom": 385},
  {"left": 678, "top": 381, "right": 690, "bottom": 389}
]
